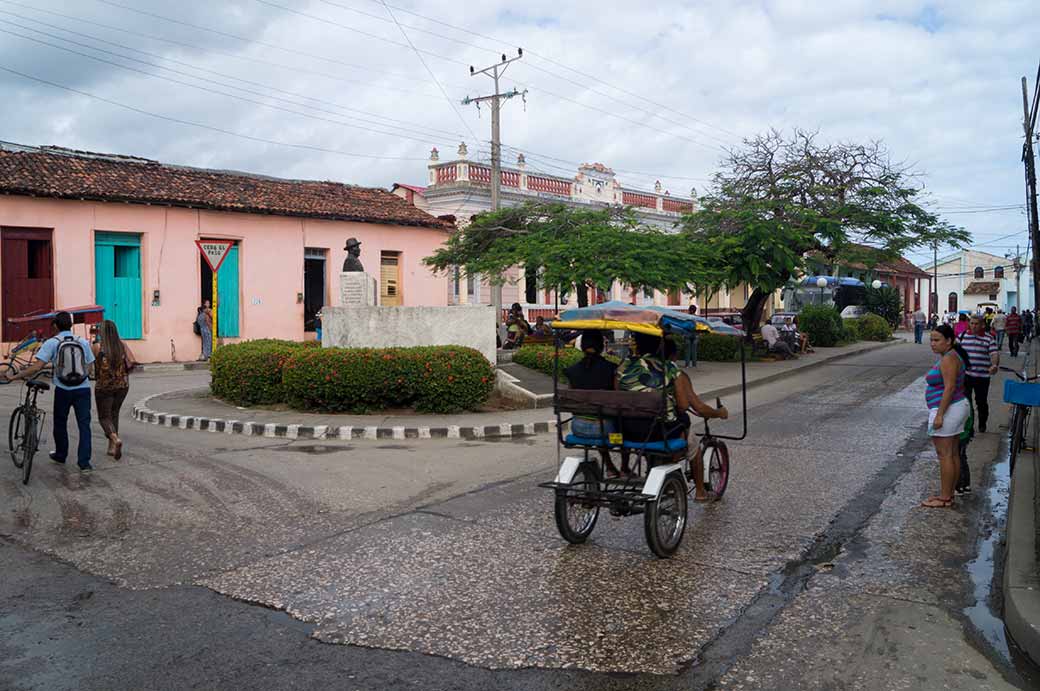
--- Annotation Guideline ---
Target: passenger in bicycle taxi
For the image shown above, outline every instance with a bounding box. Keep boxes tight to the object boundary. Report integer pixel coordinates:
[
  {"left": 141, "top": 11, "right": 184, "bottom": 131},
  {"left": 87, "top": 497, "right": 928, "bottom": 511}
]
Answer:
[
  {"left": 617, "top": 331, "right": 728, "bottom": 501},
  {"left": 4, "top": 310, "right": 96, "bottom": 474},
  {"left": 564, "top": 331, "right": 624, "bottom": 478},
  {"left": 921, "top": 324, "right": 971, "bottom": 508}
]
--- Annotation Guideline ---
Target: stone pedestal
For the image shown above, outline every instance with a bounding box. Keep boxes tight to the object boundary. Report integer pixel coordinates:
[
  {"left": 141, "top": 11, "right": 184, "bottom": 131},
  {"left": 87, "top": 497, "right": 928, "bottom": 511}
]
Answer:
[{"left": 340, "top": 271, "right": 377, "bottom": 307}]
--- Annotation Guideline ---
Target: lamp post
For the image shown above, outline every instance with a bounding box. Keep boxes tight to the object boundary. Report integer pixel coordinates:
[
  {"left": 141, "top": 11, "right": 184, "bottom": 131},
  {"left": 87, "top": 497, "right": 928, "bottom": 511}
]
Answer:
[
  {"left": 871, "top": 279, "right": 882, "bottom": 290},
  {"left": 816, "top": 276, "right": 828, "bottom": 305}
]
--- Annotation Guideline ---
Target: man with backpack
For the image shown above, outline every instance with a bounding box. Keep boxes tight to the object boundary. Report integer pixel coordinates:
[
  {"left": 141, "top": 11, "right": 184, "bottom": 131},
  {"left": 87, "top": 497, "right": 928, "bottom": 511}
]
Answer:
[{"left": 5, "top": 311, "right": 96, "bottom": 473}]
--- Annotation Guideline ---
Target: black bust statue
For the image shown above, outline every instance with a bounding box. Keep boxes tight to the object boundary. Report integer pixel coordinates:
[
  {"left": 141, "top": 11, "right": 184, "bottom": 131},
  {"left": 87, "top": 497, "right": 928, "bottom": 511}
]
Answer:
[{"left": 342, "top": 237, "right": 363, "bottom": 272}]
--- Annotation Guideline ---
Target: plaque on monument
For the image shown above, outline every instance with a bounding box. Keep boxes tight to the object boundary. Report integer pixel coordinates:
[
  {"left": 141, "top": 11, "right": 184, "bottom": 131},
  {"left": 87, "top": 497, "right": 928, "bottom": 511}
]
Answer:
[{"left": 340, "top": 271, "right": 377, "bottom": 306}]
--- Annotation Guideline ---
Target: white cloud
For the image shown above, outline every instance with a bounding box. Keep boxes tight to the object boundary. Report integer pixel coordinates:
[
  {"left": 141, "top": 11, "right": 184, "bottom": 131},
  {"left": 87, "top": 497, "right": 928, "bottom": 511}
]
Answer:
[{"left": 0, "top": 0, "right": 1035, "bottom": 260}]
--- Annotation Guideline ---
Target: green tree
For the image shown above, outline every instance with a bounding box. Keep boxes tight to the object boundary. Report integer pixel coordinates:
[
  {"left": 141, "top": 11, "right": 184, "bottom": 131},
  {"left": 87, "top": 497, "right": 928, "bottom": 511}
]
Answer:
[
  {"left": 423, "top": 202, "right": 714, "bottom": 307},
  {"left": 680, "top": 129, "right": 971, "bottom": 332}
]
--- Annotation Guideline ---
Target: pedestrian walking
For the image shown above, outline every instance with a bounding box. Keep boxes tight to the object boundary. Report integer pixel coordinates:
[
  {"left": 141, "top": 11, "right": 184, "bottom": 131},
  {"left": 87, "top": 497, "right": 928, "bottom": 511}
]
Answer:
[
  {"left": 921, "top": 324, "right": 970, "bottom": 508},
  {"left": 684, "top": 304, "right": 699, "bottom": 367},
  {"left": 959, "top": 316, "right": 998, "bottom": 436},
  {"left": 91, "top": 319, "right": 135, "bottom": 461},
  {"left": 992, "top": 310, "right": 1007, "bottom": 351},
  {"left": 954, "top": 313, "right": 970, "bottom": 339},
  {"left": 1023, "top": 309, "right": 1035, "bottom": 341},
  {"left": 913, "top": 307, "right": 927, "bottom": 344},
  {"left": 1006, "top": 306, "right": 1023, "bottom": 357},
  {"left": 196, "top": 302, "right": 213, "bottom": 361},
  {"left": 5, "top": 311, "right": 96, "bottom": 473}
]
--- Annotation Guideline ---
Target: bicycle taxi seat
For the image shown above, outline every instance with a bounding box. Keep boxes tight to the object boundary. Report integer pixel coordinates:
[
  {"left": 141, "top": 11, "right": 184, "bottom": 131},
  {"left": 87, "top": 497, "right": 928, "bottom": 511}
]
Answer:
[
  {"left": 26, "top": 379, "right": 50, "bottom": 391},
  {"left": 556, "top": 389, "right": 688, "bottom": 453}
]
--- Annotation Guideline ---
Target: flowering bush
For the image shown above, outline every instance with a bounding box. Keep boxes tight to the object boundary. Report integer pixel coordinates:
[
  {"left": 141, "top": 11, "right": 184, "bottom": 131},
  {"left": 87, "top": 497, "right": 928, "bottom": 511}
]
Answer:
[
  {"left": 282, "top": 345, "right": 494, "bottom": 414},
  {"left": 210, "top": 339, "right": 304, "bottom": 406}
]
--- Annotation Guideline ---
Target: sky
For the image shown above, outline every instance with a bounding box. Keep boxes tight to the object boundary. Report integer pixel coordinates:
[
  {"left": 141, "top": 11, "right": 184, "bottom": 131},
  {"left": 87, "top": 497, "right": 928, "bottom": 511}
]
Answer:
[{"left": 0, "top": 0, "right": 1036, "bottom": 266}]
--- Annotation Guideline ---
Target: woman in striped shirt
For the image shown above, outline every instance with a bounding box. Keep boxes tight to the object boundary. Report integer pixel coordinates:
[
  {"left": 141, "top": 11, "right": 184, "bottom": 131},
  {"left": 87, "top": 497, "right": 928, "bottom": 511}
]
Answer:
[{"left": 922, "top": 324, "right": 971, "bottom": 508}]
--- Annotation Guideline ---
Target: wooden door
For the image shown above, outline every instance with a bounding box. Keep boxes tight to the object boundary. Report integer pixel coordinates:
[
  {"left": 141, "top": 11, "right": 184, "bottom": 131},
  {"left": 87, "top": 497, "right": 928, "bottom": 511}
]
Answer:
[
  {"left": 216, "top": 244, "right": 240, "bottom": 337},
  {"left": 94, "top": 232, "right": 142, "bottom": 339},
  {"left": 2, "top": 228, "right": 54, "bottom": 342},
  {"left": 380, "top": 252, "right": 402, "bottom": 306}
]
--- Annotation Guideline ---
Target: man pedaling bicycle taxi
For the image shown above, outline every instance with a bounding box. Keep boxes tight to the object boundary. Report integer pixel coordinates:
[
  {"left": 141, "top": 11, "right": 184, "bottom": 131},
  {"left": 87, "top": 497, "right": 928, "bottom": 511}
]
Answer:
[{"left": 616, "top": 331, "right": 729, "bottom": 501}]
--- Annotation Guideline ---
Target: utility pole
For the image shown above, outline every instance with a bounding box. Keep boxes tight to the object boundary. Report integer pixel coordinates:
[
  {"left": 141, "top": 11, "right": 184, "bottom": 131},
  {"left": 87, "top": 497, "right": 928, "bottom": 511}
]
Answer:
[
  {"left": 1022, "top": 68, "right": 1040, "bottom": 310},
  {"left": 463, "top": 50, "right": 527, "bottom": 325},
  {"left": 933, "top": 241, "right": 938, "bottom": 316}
]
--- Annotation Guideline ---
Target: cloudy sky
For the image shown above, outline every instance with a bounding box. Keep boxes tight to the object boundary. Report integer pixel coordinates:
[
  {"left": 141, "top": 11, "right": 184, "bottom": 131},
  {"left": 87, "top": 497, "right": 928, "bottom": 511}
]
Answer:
[{"left": 0, "top": 0, "right": 1035, "bottom": 265}]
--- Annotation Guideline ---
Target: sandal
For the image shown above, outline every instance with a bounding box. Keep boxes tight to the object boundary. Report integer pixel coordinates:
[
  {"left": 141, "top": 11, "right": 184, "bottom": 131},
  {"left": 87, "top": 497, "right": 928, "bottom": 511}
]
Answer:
[{"left": 920, "top": 496, "right": 954, "bottom": 508}]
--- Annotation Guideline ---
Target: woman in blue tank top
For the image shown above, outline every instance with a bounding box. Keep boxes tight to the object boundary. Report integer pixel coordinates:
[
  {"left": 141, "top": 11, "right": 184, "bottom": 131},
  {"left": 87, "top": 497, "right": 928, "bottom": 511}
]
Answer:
[{"left": 922, "top": 324, "right": 970, "bottom": 508}]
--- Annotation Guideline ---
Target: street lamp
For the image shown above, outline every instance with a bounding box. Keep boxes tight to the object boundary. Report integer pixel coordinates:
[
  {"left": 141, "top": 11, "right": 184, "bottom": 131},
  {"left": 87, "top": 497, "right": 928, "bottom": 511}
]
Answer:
[
  {"left": 871, "top": 279, "right": 882, "bottom": 290},
  {"left": 816, "top": 276, "right": 828, "bottom": 305}
]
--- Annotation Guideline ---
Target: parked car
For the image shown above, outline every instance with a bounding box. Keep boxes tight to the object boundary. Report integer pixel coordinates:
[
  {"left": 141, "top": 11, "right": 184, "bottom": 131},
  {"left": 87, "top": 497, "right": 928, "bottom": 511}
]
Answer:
[
  {"left": 769, "top": 311, "right": 798, "bottom": 326},
  {"left": 704, "top": 311, "right": 743, "bottom": 327},
  {"left": 840, "top": 305, "right": 868, "bottom": 319}
]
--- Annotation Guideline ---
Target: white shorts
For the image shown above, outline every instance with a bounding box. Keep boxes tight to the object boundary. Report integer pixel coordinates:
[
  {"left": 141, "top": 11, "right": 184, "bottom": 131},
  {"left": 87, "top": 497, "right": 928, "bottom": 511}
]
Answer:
[{"left": 928, "top": 398, "right": 970, "bottom": 437}]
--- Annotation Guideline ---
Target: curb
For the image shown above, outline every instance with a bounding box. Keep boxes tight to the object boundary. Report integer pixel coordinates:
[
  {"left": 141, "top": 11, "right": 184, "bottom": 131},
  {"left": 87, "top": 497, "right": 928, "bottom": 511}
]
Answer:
[
  {"left": 135, "top": 362, "right": 210, "bottom": 373},
  {"left": 1003, "top": 406, "right": 1040, "bottom": 666},
  {"left": 131, "top": 391, "right": 556, "bottom": 442}
]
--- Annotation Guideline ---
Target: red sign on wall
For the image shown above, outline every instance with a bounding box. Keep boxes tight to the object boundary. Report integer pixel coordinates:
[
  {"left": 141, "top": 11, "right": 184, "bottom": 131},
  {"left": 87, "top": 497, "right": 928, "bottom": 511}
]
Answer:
[{"left": 195, "top": 240, "right": 234, "bottom": 273}]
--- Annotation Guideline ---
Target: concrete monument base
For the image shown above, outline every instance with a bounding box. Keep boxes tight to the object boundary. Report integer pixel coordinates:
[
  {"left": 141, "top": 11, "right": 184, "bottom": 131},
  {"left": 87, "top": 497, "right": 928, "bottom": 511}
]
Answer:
[
  {"left": 320, "top": 305, "right": 497, "bottom": 365},
  {"left": 339, "top": 271, "right": 377, "bottom": 307}
]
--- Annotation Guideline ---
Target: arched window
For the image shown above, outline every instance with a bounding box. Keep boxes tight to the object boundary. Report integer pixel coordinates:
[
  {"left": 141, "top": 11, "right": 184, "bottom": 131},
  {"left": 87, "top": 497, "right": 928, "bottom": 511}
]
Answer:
[
  {"left": 948, "top": 292, "right": 958, "bottom": 313},
  {"left": 994, "top": 265, "right": 1005, "bottom": 279},
  {"left": 974, "top": 266, "right": 984, "bottom": 279}
]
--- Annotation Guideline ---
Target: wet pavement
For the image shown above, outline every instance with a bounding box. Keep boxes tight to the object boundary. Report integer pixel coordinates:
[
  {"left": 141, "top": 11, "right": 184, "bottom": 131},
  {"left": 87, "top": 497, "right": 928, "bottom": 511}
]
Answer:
[{"left": 1, "top": 344, "right": 1036, "bottom": 689}]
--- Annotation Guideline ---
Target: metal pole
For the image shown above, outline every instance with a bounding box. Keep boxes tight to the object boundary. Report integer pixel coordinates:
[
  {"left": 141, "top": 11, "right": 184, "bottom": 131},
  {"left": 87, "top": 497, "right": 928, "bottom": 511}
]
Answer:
[
  {"left": 490, "top": 65, "right": 503, "bottom": 324},
  {"left": 212, "top": 270, "right": 218, "bottom": 353},
  {"left": 933, "top": 242, "right": 938, "bottom": 316}
]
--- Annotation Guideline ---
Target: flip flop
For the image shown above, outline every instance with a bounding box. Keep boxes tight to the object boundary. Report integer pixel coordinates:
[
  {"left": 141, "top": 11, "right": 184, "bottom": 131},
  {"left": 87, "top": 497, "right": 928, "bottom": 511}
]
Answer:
[{"left": 920, "top": 496, "right": 953, "bottom": 508}]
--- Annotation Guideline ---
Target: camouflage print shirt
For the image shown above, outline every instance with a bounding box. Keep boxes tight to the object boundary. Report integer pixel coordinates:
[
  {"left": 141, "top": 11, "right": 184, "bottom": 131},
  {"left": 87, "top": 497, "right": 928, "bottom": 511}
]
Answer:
[{"left": 616, "top": 355, "right": 681, "bottom": 422}]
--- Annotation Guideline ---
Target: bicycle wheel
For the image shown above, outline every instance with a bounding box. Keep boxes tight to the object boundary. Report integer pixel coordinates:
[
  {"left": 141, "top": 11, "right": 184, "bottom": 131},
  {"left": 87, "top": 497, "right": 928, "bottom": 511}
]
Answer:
[
  {"left": 644, "top": 472, "right": 688, "bottom": 558},
  {"left": 9, "top": 406, "right": 25, "bottom": 468},
  {"left": 1010, "top": 404, "right": 1025, "bottom": 472},
  {"left": 0, "top": 362, "right": 14, "bottom": 384},
  {"left": 702, "top": 440, "right": 731, "bottom": 499},
  {"left": 554, "top": 462, "right": 601, "bottom": 544},
  {"left": 21, "top": 416, "right": 36, "bottom": 485}
]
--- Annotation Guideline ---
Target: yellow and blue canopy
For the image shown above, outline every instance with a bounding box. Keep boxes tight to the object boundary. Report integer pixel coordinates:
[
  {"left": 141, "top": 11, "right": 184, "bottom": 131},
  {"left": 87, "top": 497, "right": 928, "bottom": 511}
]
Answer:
[{"left": 551, "top": 300, "right": 742, "bottom": 336}]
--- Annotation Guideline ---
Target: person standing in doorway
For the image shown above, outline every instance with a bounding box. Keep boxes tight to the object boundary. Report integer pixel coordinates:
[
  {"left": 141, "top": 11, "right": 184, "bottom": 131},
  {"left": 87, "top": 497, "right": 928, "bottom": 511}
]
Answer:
[
  {"left": 196, "top": 302, "right": 213, "bottom": 361},
  {"left": 92, "top": 320, "right": 135, "bottom": 460},
  {"left": 913, "top": 306, "right": 927, "bottom": 344},
  {"left": 1006, "top": 306, "right": 1023, "bottom": 357},
  {"left": 959, "top": 315, "right": 998, "bottom": 436},
  {"left": 992, "top": 310, "right": 1007, "bottom": 351},
  {"left": 6, "top": 311, "right": 96, "bottom": 473},
  {"left": 684, "top": 304, "right": 699, "bottom": 368}
]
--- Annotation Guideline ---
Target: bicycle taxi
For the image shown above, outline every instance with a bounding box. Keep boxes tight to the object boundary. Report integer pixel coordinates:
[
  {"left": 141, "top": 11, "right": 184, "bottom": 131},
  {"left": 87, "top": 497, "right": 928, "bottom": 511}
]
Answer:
[{"left": 538, "top": 301, "right": 747, "bottom": 558}]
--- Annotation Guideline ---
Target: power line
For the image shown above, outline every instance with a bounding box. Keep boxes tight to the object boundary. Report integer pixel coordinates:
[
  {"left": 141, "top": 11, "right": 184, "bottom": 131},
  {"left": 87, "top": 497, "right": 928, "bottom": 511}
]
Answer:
[
  {"left": 378, "top": 0, "right": 477, "bottom": 142},
  {"left": 0, "top": 16, "right": 472, "bottom": 144},
  {"left": 0, "top": 27, "right": 452, "bottom": 149},
  {"left": 0, "top": 64, "right": 427, "bottom": 161}
]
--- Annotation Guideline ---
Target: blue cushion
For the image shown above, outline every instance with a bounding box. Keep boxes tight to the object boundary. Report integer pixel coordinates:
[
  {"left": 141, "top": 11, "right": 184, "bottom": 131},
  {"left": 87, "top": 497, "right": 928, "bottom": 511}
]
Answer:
[
  {"left": 565, "top": 434, "right": 609, "bottom": 446},
  {"left": 622, "top": 438, "right": 688, "bottom": 452}
]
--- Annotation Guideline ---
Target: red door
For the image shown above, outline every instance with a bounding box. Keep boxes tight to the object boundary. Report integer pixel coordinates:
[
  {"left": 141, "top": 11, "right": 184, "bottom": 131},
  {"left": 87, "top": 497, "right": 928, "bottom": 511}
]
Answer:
[{"left": 2, "top": 227, "right": 54, "bottom": 342}]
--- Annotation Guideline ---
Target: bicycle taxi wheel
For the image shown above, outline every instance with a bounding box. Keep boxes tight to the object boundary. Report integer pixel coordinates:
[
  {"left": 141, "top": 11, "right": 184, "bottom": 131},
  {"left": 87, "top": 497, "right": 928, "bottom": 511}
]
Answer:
[
  {"left": 554, "top": 462, "right": 601, "bottom": 543},
  {"left": 702, "top": 439, "right": 730, "bottom": 498},
  {"left": 644, "top": 471, "right": 688, "bottom": 558},
  {"left": 9, "top": 406, "right": 25, "bottom": 468}
]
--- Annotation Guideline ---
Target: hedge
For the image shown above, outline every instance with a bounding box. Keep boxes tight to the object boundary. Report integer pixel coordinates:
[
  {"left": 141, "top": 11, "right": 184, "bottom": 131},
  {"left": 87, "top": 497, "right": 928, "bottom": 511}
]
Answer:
[
  {"left": 282, "top": 345, "right": 494, "bottom": 414},
  {"left": 513, "top": 344, "right": 584, "bottom": 381},
  {"left": 689, "top": 333, "right": 749, "bottom": 362},
  {"left": 799, "top": 305, "right": 845, "bottom": 347},
  {"left": 855, "top": 313, "right": 893, "bottom": 341},
  {"left": 210, "top": 339, "right": 305, "bottom": 406}
]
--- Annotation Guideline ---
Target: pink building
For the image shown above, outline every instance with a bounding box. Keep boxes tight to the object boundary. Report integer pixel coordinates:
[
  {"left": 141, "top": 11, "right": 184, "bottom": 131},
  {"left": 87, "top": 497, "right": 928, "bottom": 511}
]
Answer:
[{"left": 0, "top": 144, "right": 453, "bottom": 363}]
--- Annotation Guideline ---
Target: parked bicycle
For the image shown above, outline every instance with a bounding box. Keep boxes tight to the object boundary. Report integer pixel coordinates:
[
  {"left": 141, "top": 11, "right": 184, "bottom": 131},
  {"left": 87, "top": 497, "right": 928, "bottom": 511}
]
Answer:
[
  {"left": 8, "top": 377, "right": 50, "bottom": 485},
  {"left": 1001, "top": 365, "right": 1040, "bottom": 473}
]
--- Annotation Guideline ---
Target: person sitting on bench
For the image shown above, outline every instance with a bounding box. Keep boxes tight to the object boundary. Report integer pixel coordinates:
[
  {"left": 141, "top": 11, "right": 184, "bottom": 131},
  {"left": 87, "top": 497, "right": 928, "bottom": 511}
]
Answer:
[{"left": 760, "top": 321, "right": 797, "bottom": 359}]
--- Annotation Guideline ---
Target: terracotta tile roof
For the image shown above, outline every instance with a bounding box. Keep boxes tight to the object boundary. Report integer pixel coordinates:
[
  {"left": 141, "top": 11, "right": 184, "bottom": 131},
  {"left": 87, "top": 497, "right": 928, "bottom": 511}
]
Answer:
[
  {"left": 964, "top": 281, "right": 1000, "bottom": 295},
  {"left": 0, "top": 147, "right": 451, "bottom": 229},
  {"left": 810, "top": 244, "right": 930, "bottom": 278}
]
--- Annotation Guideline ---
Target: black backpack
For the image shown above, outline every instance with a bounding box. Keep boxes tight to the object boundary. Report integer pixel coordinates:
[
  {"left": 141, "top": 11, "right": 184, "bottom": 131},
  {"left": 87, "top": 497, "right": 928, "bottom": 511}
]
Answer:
[
  {"left": 193, "top": 318, "right": 201, "bottom": 335},
  {"left": 55, "top": 335, "right": 88, "bottom": 387}
]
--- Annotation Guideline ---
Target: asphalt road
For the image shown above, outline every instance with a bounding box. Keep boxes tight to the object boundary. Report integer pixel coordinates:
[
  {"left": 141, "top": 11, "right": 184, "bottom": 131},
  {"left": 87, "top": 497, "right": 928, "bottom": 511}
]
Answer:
[{"left": 0, "top": 344, "right": 1035, "bottom": 689}]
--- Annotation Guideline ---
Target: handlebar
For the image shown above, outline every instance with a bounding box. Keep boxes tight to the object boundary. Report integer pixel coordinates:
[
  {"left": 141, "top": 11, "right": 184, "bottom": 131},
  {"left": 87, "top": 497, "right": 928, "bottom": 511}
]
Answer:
[{"left": 999, "top": 366, "right": 1040, "bottom": 382}]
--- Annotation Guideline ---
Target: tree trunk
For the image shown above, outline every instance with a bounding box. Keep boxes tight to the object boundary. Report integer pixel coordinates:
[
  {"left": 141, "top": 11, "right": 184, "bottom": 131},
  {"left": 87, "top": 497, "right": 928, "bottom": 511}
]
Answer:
[
  {"left": 741, "top": 288, "right": 771, "bottom": 339},
  {"left": 576, "top": 282, "right": 589, "bottom": 308}
]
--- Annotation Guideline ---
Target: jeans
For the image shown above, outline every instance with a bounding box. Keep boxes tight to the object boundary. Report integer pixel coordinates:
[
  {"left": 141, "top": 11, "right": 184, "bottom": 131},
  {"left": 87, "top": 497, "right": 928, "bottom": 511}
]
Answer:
[
  {"left": 996, "top": 329, "right": 1006, "bottom": 350},
  {"left": 53, "top": 387, "right": 92, "bottom": 468},
  {"left": 684, "top": 334, "right": 699, "bottom": 367},
  {"left": 964, "top": 375, "right": 991, "bottom": 432},
  {"left": 571, "top": 416, "right": 615, "bottom": 438},
  {"left": 914, "top": 323, "right": 924, "bottom": 344},
  {"left": 1009, "top": 334, "right": 1022, "bottom": 357}
]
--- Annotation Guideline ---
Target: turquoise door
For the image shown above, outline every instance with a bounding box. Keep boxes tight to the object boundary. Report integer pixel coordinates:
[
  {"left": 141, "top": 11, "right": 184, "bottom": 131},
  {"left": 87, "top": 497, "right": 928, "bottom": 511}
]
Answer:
[
  {"left": 95, "top": 232, "right": 142, "bottom": 339},
  {"left": 217, "top": 244, "right": 239, "bottom": 338}
]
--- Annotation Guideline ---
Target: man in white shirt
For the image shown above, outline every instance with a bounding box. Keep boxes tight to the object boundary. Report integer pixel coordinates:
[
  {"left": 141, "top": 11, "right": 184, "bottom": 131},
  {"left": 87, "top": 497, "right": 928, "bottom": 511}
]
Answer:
[
  {"left": 761, "top": 321, "right": 797, "bottom": 359},
  {"left": 913, "top": 307, "right": 927, "bottom": 344}
]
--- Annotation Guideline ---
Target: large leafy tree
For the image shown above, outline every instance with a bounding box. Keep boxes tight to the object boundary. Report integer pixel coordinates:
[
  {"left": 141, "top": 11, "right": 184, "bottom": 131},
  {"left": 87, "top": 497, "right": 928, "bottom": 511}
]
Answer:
[
  {"left": 424, "top": 202, "right": 714, "bottom": 307},
  {"left": 681, "top": 129, "right": 971, "bottom": 331}
]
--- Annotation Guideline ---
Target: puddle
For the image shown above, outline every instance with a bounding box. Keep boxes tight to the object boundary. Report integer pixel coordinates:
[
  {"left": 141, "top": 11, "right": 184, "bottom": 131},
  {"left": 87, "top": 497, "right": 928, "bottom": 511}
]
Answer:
[{"left": 962, "top": 452, "right": 1011, "bottom": 658}]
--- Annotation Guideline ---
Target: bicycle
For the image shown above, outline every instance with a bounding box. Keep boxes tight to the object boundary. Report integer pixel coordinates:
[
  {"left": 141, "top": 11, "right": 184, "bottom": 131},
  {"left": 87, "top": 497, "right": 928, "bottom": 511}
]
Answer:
[
  {"left": 0, "top": 332, "right": 42, "bottom": 384},
  {"left": 1001, "top": 365, "right": 1040, "bottom": 473},
  {"left": 8, "top": 378, "right": 50, "bottom": 485}
]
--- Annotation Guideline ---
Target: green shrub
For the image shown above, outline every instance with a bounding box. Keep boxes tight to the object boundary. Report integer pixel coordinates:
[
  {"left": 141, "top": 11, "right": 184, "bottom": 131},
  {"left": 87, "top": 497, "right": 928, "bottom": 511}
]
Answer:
[
  {"left": 842, "top": 318, "right": 860, "bottom": 341},
  {"left": 513, "top": 344, "right": 584, "bottom": 381},
  {"left": 799, "top": 305, "right": 844, "bottom": 347},
  {"left": 282, "top": 346, "right": 494, "bottom": 414},
  {"left": 855, "top": 313, "right": 893, "bottom": 341},
  {"left": 694, "top": 333, "right": 749, "bottom": 361},
  {"left": 210, "top": 339, "right": 305, "bottom": 406},
  {"left": 865, "top": 286, "right": 903, "bottom": 327}
]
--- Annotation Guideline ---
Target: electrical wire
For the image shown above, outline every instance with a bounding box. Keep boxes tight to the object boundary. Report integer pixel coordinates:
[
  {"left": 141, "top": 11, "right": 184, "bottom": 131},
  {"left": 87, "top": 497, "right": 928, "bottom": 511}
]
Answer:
[{"left": 0, "top": 64, "right": 427, "bottom": 161}]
